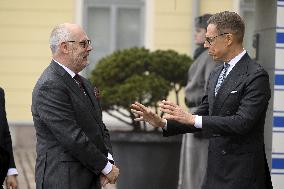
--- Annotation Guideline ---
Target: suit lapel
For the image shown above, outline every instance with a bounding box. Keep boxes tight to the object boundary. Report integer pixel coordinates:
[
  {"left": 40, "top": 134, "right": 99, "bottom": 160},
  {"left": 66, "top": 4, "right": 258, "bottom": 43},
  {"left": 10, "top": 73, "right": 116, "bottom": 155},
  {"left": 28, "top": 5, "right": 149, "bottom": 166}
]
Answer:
[
  {"left": 208, "top": 65, "right": 223, "bottom": 110},
  {"left": 213, "top": 54, "right": 250, "bottom": 113},
  {"left": 50, "top": 61, "right": 85, "bottom": 101},
  {"left": 50, "top": 61, "right": 102, "bottom": 124},
  {"left": 82, "top": 79, "right": 103, "bottom": 122}
]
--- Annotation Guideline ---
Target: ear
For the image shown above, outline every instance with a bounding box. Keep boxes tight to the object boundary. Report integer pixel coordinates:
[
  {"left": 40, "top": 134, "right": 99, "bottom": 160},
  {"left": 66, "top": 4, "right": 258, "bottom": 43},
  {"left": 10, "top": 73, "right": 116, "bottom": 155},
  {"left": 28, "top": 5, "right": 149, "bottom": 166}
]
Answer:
[
  {"left": 226, "top": 33, "right": 233, "bottom": 46},
  {"left": 59, "top": 42, "right": 69, "bottom": 54}
]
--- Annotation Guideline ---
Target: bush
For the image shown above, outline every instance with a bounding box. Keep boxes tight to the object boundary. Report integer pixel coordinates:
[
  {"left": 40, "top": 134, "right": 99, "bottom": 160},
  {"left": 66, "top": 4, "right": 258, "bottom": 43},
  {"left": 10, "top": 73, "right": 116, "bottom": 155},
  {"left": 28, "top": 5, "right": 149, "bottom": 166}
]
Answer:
[{"left": 89, "top": 47, "right": 192, "bottom": 131}]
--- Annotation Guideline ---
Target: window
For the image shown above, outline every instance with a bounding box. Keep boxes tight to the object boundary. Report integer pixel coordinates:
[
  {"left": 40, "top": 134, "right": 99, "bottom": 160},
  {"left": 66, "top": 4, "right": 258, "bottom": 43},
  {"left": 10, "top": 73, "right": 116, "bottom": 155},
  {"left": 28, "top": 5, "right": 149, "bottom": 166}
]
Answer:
[
  {"left": 83, "top": 0, "right": 145, "bottom": 75},
  {"left": 239, "top": 0, "right": 256, "bottom": 58}
]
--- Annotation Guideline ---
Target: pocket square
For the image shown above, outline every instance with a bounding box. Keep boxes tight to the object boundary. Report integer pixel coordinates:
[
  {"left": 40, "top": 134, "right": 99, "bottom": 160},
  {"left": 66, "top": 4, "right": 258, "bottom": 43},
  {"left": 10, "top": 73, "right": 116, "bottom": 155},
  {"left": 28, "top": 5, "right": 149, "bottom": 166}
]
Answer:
[
  {"left": 93, "top": 87, "right": 100, "bottom": 99},
  {"left": 230, "top": 90, "right": 237, "bottom": 94}
]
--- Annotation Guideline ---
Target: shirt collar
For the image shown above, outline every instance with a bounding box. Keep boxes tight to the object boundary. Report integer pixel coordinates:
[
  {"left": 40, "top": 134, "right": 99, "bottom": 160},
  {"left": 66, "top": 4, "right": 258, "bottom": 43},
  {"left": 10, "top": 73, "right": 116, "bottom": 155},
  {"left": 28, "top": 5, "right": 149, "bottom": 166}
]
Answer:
[
  {"left": 53, "top": 59, "right": 76, "bottom": 78},
  {"left": 226, "top": 49, "right": 246, "bottom": 67}
]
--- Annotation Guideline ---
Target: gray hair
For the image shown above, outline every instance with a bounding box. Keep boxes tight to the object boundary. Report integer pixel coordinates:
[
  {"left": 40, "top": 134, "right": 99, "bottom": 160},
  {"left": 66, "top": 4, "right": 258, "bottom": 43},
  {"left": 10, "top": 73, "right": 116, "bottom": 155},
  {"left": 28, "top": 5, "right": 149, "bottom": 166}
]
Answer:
[{"left": 49, "top": 24, "right": 71, "bottom": 54}]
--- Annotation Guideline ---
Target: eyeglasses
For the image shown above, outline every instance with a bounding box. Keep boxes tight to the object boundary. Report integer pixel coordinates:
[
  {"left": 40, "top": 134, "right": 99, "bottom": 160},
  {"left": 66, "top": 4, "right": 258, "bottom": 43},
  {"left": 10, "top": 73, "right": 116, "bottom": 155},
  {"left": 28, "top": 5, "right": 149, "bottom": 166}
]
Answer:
[
  {"left": 67, "top": 40, "right": 92, "bottom": 48},
  {"left": 205, "top": 33, "right": 229, "bottom": 45}
]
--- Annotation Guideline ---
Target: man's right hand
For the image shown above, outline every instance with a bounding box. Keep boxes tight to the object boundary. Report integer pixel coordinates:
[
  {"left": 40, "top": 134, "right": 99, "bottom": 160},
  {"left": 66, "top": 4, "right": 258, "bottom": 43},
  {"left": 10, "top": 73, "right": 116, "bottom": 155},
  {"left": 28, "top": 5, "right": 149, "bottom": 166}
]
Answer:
[{"left": 105, "top": 165, "right": 119, "bottom": 184}]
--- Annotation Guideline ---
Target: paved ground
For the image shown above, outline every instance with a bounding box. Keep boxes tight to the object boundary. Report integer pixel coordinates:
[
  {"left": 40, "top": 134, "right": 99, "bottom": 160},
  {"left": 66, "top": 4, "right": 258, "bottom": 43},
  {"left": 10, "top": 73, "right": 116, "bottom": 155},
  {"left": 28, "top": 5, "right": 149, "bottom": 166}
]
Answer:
[{"left": 8, "top": 125, "right": 116, "bottom": 189}]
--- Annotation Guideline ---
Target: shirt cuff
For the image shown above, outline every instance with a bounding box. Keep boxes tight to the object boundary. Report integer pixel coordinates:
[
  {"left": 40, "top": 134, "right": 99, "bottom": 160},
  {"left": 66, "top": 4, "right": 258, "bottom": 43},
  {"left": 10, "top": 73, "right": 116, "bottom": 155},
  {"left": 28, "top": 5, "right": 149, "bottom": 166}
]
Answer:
[
  {"left": 101, "top": 161, "right": 113, "bottom": 175},
  {"left": 194, "top": 115, "right": 202, "bottom": 128},
  {"left": 7, "top": 168, "right": 18, "bottom": 176},
  {"left": 163, "top": 119, "right": 168, "bottom": 130},
  {"left": 108, "top": 153, "right": 115, "bottom": 164},
  {"left": 107, "top": 153, "right": 114, "bottom": 161}
]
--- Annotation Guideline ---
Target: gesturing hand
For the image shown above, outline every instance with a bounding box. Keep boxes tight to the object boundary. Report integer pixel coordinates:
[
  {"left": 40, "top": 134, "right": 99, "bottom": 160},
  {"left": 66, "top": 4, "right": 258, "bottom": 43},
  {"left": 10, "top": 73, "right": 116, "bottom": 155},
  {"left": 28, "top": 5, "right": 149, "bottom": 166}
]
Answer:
[
  {"left": 130, "top": 102, "right": 166, "bottom": 128},
  {"left": 159, "top": 100, "right": 195, "bottom": 125}
]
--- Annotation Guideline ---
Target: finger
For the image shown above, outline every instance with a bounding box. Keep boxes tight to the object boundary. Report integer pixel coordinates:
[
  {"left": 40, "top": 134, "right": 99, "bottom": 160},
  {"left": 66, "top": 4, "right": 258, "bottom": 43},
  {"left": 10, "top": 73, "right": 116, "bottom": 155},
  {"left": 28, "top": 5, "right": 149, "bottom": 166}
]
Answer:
[
  {"left": 130, "top": 104, "right": 143, "bottom": 111},
  {"left": 102, "top": 178, "right": 110, "bottom": 187},
  {"left": 159, "top": 104, "right": 175, "bottom": 112},
  {"left": 110, "top": 177, "right": 117, "bottom": 184},
  {"left": 101, "top": 176, "right": 110, "bottom": 186},
  {"left": 161, "top": 100, "right": 177, "bottom": 107},
  {"left": 100, "top": 177, "right": 104, "bottom": 186},
  {"left": 110, "top": 179, "right": 116, "bottom": 184},
  {"left": 162, "top": 101, "right": 179, "bottom": 110},
  {"left": 134, "top": 102, "right": 147, "bottom": 111},
  {"left": 159, "top": 101, "right": 177, "bottom": 109},
  {"left": 134, "top": 117, "right": 144, "bottom": 121},
  {"left": 6, "top": 183, "right": 11, "bottom": 188},
  {"left": 130, "top": 109, "right": 143, "bottom": 116},
  {"left": 163, "top": 114, "right": 177, "bottom": 120},
  {"left": 160, "top": 107, "right": 175, "bottom": 115}
]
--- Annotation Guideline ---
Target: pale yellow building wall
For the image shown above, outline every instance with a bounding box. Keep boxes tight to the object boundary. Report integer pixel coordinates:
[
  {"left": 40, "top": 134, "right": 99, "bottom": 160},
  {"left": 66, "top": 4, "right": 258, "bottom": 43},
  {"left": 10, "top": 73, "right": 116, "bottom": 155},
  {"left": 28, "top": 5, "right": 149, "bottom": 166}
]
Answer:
[
  {"left": 200, "top": 0, "right": 236, "bottom": 15},
  {"left": 153, "top": 0, "right": 236, "bottom": 55},
  {"left": 0, "top": 0, "right": 74, "bottom": 123},
  {"left": 153, "top": 0, "right": 192, "bottom": 54}
]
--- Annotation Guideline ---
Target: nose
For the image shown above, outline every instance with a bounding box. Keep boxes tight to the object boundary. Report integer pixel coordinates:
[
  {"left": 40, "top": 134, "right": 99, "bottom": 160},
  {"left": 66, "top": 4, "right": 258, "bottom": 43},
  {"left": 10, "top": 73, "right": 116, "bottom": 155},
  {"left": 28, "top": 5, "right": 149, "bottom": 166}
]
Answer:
[
  {"left": 87, "top": 44, "right": 93, "bottom": 52},
  {"left": 204, "top": 41, "right": 209, "bottom": 48}
]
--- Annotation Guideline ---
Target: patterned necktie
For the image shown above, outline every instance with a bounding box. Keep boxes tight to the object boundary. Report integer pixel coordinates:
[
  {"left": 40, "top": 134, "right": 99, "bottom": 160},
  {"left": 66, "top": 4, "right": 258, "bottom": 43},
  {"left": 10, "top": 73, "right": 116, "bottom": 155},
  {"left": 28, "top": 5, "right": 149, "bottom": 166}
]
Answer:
[
  {"left": 215, "top": 63, "right": 229, "bottom": 96},
  {"left": 74, "top": 74, "right": 87, "bottom": 95}
]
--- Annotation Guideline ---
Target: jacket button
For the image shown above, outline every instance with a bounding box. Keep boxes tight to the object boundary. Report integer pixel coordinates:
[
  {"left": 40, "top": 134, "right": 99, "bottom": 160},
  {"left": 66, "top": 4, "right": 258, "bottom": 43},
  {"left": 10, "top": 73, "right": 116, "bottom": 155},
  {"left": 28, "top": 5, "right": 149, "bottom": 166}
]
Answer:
[
  {"left": 221, "top": 150, "right": 226, "bottom": 155},
  {"left": 226, "top": 111, "right": 230, "bottom": 114}
]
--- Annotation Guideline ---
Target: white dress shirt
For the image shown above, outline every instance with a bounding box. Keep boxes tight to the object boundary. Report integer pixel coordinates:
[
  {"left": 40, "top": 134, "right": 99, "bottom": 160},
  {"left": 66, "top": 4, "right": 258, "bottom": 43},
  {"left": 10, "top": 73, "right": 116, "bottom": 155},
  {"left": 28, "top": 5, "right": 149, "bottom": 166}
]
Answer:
[{"left": 54, "top": 59, "right": 113, "bottom": 175}]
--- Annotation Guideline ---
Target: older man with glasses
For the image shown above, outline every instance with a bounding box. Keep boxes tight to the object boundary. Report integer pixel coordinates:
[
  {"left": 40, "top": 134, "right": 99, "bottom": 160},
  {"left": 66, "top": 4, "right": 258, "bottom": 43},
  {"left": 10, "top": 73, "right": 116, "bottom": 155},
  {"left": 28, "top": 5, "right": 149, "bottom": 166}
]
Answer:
[
  {"left": 131, "top": 11, "right": 273, "bottom": 189},
  {"left": 32, "top": 23, "right": 119, "bottom": 189}
]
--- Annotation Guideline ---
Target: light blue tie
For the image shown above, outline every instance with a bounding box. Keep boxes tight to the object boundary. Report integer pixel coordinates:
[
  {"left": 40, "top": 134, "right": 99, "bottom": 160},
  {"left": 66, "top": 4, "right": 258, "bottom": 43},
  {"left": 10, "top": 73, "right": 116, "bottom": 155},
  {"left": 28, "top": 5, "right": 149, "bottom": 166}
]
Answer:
[{"left": 215, "top": 63, "right": 229, "bottom": 96}]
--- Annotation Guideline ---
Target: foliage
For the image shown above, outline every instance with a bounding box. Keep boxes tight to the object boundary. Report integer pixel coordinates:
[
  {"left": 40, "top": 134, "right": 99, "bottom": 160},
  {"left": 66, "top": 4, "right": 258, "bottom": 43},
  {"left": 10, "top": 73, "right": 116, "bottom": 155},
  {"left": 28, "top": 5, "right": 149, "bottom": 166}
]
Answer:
[{"left": 89, "top": 47, "right": 192, "bottom": 131}]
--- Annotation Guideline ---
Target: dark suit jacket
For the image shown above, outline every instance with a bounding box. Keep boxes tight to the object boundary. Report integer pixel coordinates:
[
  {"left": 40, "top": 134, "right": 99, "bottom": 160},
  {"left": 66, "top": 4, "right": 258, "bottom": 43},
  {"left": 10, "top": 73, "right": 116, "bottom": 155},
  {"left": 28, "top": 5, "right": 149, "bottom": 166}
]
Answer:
[
  {"left": 164, "top": 54, "right": 273, "bottom": 189},
  {"left": 32, "top": 60, "right": 113, "bottom": 189},
  {"left": 0, "top": 88, "right": 16, "bottom": 184}
]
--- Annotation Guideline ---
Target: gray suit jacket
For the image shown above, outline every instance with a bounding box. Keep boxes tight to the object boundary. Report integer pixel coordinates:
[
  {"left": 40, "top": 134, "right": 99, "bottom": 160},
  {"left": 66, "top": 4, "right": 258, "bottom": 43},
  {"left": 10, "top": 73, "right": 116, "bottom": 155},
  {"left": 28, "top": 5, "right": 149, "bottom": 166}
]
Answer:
[
  {"left": 185, "top": 49, "right": 217, "bottom": 108},
  {"left": 164, "top": 54, "right": 273, "bottom": 189},
  {"left": 32, "top": 60, "right": 112, "bottom": 189}
]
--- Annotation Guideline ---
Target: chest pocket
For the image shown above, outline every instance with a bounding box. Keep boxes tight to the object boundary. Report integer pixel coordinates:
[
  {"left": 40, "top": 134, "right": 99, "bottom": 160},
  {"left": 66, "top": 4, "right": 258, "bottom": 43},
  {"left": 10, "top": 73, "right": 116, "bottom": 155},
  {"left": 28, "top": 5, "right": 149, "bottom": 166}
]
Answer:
[{"left": 222, "top": 89, "right": 243, "bottom": 115}]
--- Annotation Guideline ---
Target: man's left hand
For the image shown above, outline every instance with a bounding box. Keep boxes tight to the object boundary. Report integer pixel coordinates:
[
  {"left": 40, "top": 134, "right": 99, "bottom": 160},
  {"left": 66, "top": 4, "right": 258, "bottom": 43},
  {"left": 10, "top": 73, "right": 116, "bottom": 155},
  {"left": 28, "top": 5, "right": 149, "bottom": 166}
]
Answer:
[
  {"left": 6, "top": 175, "right": 17, "bottom": 189},
  {"left": 160, "top": 100, "right": 195, "bottom": 125}
]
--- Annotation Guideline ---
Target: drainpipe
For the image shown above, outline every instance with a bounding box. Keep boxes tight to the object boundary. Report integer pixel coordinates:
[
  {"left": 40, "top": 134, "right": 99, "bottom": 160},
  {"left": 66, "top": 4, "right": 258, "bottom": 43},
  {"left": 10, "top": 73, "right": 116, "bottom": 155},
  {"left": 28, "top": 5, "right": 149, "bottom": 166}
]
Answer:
[{"left": 191, "top": 0, "right": 200, "bottom": 56}]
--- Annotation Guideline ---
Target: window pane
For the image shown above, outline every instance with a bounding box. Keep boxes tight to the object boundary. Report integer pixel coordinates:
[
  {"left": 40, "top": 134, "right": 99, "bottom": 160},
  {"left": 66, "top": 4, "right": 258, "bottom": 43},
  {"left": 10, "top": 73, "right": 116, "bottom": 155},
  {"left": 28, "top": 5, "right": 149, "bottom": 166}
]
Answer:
[
  {"left": 87, "top": 7, "right": 111, "bottom": 73},
  {"left": 116, "top": 8, "right": 142, "bottom": 50},
  {"left": 243, "top": 11, "right": 255, "bottom": 58}
]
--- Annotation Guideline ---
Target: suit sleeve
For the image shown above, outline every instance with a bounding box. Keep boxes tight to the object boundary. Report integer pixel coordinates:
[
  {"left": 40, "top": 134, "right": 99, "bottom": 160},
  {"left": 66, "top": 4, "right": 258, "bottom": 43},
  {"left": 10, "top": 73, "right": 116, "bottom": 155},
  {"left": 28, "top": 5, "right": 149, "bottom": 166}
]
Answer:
[
  {"left": 202, "top": 69, "right": 271, "bottom": 135},
  {"left": 35, "top": 82, "right": 108, "bottom": 174},
  {"left": 163, "top": 120, "right": 201, "bottom": 137},
  {"left": 0, "top": 88, "right": 16, "bottom": 169},
  {"left": 102, "top": 122, "right": 113, "bottom": 155}
]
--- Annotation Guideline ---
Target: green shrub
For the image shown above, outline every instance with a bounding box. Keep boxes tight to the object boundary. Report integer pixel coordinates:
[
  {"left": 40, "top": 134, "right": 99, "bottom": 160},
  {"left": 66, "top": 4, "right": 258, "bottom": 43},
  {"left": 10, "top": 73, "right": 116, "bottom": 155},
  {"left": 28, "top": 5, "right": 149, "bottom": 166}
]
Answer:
[{"left": 89, "top": 47, "right": 192, "bottom": 131}]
